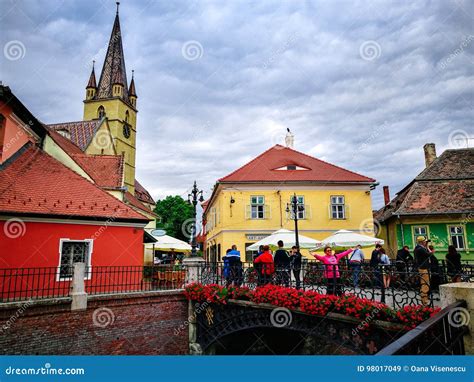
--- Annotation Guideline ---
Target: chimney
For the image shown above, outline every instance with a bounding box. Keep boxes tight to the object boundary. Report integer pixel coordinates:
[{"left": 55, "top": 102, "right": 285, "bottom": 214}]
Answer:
[
  {"left": 383, "top": 186, "right": 390, "bottom": 205},
  {"left": 423, "top": 143, "right": 437, "bottom": 167},
  {"left": 285, "top": 128, "right": 294, "bottom": 148}
]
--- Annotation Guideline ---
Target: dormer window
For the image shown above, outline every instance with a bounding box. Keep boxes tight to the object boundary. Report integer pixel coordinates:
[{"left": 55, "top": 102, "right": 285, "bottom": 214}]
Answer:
[
  {"left": 274, "top": 164, "right": 310, "bottom": 171},
  {"left": 57, "top": 129, "right": 71, "bottom": 140}
]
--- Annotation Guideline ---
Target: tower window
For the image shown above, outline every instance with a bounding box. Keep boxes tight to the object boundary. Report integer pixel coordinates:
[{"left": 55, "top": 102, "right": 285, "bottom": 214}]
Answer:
[
  {"left": 125, "top": 110, "right": 129, "bottom": 123},
  {"left": 97, "top": 106, "right": 105, "bottom": 119}
]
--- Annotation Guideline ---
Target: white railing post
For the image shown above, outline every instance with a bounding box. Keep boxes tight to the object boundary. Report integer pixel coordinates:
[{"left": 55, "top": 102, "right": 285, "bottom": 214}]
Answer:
[
  {"left": 183, "top": 256, "right": 205, "bottom": 285},
  {"left": 439, "top": 282, "right": 474, "bottom": 354},
  {"left": 70, "top": 262, "right": 87, "bottom": 311}
]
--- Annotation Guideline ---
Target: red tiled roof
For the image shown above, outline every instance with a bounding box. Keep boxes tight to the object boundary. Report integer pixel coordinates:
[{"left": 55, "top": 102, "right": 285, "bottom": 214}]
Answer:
[
  {"left": 135, "top": 180, "right": 155, "bottom": 205},
  {"left": 124, "top": 191, "right": 158, "bottom": 217},
  {"left": 47, "top": 119, "right": 103, "bottom": 151},
  {"left": 219, "top": 145, "right": 375, "bottom": 183},
  {"left": 71, "top": 154, "right": 123, "bottom": 189},
  {"left": 375, "top": 148, "right": 474, "bottom": 222},
  {"left": 0, "top": 145, "right": 148, "bottom": 221},
  {"left": 201, "top": 199, "right": 209, "bottom": 213},
  {"left": 47, "top": 128, "right": 83, "bottom": 155}
]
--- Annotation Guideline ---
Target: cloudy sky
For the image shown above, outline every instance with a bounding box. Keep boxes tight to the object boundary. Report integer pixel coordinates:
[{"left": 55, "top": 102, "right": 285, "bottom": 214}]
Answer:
[{"left": 1, "top": 0, "right": 473, "bottom": 209}]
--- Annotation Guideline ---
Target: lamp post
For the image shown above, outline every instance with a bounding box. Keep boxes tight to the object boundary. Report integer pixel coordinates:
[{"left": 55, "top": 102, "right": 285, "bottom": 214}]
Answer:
[
  {"left": 188, "top": 181, "right": 204, "bottom": 258},
  {"left": 286, "top": 193, "right": 304, "bottom": 248}
]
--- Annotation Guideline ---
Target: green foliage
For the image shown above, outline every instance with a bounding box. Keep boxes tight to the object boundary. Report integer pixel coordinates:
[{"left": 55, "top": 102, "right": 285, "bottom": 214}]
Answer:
[{"left": 154, "top": 195, "right": 194, "bottom": 241}]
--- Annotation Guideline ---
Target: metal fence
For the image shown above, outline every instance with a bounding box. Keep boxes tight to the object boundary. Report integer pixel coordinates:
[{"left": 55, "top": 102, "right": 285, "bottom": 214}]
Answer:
[
  {"left": 198, "top": 260, "right": 474, "bottom": 309},
  {"left": 0, "top": 265, "right": 186, "bottom": 302},
  {"left": 376, "top": 300, "right": 468, "bottom": 355}
]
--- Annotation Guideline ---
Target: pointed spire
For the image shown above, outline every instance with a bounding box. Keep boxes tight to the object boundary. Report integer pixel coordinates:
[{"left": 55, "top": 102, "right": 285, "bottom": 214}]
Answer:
[
  {"left": 96, "top": 3, "right": 129, "bottom": 102},
  {"left": 86, "top": 60, "right": 97, "bottom": 89},
  {"left": 128, "top": 70, "right": 137, "bottom": 97}
]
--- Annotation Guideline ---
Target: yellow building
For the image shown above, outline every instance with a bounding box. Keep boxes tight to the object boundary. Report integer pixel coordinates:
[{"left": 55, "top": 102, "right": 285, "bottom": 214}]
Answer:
[{"left": 203, "top": 134, "right": 377, "bottom": 261}]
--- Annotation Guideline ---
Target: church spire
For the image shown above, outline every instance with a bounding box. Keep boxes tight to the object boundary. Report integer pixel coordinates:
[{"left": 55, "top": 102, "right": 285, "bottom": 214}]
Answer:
[
  {"left": 96, "top": 2, "right": 129, "bottom": 103},
  {"left": 128, "top": 70, "right": 137, "bottom": 107},
  {"left": 85, "top": 61, "right": 97, "bottom": 100}
]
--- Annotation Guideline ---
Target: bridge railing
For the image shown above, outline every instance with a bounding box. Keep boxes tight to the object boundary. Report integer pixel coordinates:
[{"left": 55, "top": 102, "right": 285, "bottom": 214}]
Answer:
[
  {"left": 376, "top": 300, "right": 468, "bottom": 355},
  {"left": 0, "top": 264, "right": 187, "bottom": 302},
  {"left": 197, "top": 260, "right": 473, "bottom": 309}
]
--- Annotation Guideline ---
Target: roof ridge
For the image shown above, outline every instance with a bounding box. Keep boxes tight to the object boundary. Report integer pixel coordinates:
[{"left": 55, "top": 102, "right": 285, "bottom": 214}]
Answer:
[
  {"left": 218, "top": 145, "right": 283, "bottom": 182},
  {"left": 284, "top": 145, "right": 375, "bottom": 182},
  {"left": 47, "top": 119, "right": 100, "bottom": 127},
  {"left": 219, "top": 144, "right": 374, "bottom": 183}
]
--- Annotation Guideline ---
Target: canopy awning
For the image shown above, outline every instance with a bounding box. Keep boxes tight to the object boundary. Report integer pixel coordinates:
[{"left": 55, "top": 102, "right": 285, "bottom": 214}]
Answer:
[
  {"left": 145, "top": 234, "right": 192, "bottom": 252},
  {"left": 246, "top": 229, "right": 322, "bottom": 251},
  {"left": 318, "top": 229, "right": 384, "bottom": 248}
]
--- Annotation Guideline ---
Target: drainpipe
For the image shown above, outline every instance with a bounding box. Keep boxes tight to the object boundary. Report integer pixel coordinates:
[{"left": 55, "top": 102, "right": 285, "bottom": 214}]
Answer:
[
  {"left": 277, "top": 190, "right": 283, "bottom": 228},
  {"left": 397, "top": 214, "right": 405, "bottom": 247}
]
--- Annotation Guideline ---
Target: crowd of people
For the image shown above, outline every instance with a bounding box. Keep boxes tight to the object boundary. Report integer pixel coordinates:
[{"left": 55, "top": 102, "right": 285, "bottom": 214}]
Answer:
[{"left": 221, "top": 238, "right": 464, "bottom": 305}]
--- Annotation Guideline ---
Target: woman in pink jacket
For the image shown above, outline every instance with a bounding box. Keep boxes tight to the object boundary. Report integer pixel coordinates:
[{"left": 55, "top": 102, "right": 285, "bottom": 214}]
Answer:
[{"left": 312, "top": 246, "right": 354, "bottom": 296}]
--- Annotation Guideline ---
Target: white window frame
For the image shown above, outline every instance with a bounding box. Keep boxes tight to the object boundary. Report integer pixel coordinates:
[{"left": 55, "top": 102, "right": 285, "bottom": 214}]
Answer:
[
  {"left": 413, "top": 226, "right": 428, "bottom": 244},
  {"left": 330, "top": 195, "right": 345, "bottom": 220},
  {"left": 250, "top": 196, "right": 265, "bottom": 219},
  {"left": 56, "top": 239, "right": 93, "bottom": 281},
  {"left": 449, "top": 225, "right": 466, "bottom": 250}
]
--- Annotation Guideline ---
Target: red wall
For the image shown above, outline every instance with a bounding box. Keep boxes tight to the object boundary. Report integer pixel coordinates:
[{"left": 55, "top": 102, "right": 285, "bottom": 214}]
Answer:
[
  {"left": 0, "top": 220, "right": 145, "bottom": 299},
  {"left": 0, "top": 220, "right": 144, "bottom": 268}
]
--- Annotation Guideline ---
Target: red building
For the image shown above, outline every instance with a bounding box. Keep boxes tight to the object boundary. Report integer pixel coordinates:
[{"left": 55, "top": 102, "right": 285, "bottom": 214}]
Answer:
[{"left": 0, "top": 86, "right": 151, "bottom": 298}]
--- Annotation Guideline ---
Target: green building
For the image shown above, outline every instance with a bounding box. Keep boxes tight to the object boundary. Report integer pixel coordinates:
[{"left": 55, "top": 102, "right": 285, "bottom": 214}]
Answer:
[{"left": 375, "top": 144, "right": 473, "bottom": 260}]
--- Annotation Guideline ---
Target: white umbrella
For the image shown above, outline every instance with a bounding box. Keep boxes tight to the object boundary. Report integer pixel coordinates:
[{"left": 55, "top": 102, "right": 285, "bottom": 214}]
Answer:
[
  {"left": 246, "top": 229, "right": 321, "bottom": 251},
  {"left": 145, "top": 234, "right": 192, "bottom": 252},
  {"left": 319, "top": 229, "right": 384, "bottom": 248}
]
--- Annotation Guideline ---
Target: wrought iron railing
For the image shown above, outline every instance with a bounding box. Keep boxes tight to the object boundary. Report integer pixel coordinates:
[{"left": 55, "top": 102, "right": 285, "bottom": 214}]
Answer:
[
  {"left": 0, "top": 265, "right": 186, "bottom": 302},
  {"left": 376, "top": 300, "right": 468, "bottom": 355},
  {"left": 0, "top": 267, "right": 71, "bottom": 302},
  {"left": 86, "top": 265, "right": 186, "bottom": 296},
  {"left": 198, "top": 261, "right": 473, "bottom": 309}
]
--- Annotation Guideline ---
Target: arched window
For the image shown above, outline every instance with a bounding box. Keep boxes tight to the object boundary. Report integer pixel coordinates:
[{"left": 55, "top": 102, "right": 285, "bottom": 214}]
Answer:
[
  {"left": 97, "top": 106, "right": 105, "bottom": 119},
  {"left": 125, "top": 110, "right": 129, "bottom": 124}
]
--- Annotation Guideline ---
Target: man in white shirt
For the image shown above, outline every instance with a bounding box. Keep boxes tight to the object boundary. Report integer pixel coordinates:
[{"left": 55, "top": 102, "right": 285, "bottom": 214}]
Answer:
[{"left": 349, "top": 244, "right": 365, "bottom": 287}]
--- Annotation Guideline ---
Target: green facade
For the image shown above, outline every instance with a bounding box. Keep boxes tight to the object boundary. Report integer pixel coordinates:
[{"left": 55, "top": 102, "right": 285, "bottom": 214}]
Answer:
[{"left": 396, "top": 221, "right": 473, "bottom": 260}]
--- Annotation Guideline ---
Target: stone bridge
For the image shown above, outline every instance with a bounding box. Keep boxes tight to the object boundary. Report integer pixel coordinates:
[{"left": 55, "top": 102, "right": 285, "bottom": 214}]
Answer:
[{"left": 189, "top": 300, "right": 406, "bottom": 355}]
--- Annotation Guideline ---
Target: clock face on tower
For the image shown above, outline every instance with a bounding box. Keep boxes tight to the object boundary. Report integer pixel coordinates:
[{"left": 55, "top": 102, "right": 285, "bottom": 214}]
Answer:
[{"left": 123, "top": 123, "right": 131, "bottom": 139}]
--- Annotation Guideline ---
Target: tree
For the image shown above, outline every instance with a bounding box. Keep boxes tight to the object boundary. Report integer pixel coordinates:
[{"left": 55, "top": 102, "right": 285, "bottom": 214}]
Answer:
[{"left": 153, "top": 196, "right": 195, "bottom": 242}]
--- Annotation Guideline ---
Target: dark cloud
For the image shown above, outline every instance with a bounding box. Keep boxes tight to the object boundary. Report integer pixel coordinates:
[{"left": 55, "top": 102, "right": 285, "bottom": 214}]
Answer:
[{"left": 1, "top": 0, "right": 472, "bottom": 208}]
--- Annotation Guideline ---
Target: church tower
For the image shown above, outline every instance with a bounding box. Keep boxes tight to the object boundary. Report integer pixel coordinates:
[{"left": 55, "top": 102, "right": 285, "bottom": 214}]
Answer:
[{"left": 83, "top": 2, "right": 137, "bottom": 194}]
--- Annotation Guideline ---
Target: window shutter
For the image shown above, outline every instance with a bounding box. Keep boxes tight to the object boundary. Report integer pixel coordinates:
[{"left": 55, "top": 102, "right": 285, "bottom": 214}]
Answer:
[
  {"left": 264, "top": 205, "right": 271, "bottom": 219},
  {"left": 345, "top": 204, "right": 350, "bottom": 219},
  {"left": 328, "top": 204, "right": 332, "bottom": 219},
  {"left": 306, "top": 204, "right": 312, "bottom": 220},
  {"left": 245, "top": 205, "right": 251, "bottom": 219}
]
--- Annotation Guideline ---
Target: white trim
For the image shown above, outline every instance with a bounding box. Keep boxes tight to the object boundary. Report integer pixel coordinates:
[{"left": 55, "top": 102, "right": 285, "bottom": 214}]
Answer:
[
  {"left": 0, "top": 215, "right": 147, "bottom": 228},
  {"left": 221, "top": 184, "right": 371, "bottom": 191},
  {"left": 56, "top": 238, "right": 93, "bottom": 282}
]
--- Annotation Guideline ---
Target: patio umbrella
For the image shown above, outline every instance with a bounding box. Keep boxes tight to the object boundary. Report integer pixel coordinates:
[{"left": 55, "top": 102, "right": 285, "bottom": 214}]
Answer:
[
  {"left": 145, "top": 234, "right": 192, "bottom": 252},
  {"left": 319, "top": 229, "right": 384, "bottom": 248},
  {"left": 246, "top": 229, "right": 321, "bottom": 251}
]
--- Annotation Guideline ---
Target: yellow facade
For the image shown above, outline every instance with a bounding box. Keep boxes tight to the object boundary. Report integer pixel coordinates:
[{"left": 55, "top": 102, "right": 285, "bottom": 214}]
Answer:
[
  {"left": 83, "top": 97, "right": 137, "bottom": 194},
  {"left": 204, "top": 184, "right": 375, "bottom": 261}
]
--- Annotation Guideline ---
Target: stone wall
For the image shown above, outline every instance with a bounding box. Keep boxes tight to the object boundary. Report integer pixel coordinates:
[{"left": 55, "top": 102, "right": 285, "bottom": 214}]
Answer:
[{"left": 0, "top": 291, "right": 188, "bottom": 355}]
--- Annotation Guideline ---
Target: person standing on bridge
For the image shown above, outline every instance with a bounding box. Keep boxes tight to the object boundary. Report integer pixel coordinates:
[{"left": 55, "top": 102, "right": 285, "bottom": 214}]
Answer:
[
  {"left": 311, "top": 246, "right": 354, "bottom": 296},
  {"left": 254, "top": 245, "right": 274, "bottom": 285}
]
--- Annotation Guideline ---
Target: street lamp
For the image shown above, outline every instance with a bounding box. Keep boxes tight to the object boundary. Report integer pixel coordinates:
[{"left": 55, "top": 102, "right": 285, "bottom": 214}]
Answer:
[
  {"left": 188, "top": 181, "right": 204, "bottom": 258},
  {"left": 286, "top": 193, "right": 304, "bottom": 248}
]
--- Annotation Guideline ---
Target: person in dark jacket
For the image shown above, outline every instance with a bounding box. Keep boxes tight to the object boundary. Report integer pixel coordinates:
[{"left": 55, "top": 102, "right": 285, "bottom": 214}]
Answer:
[
  {"left": 446, "top": 245, "right": 462, "bottom": 283},
  {"left": 226, "top": 245, "right": 243, "bottom": 287},
  {"left": 396, "top": 245, "right": 413, "bottom": 274},
  {"left": 370, "top": 244, "right": 382, "bottom": 287},
  {"left": 290, "top": 245, "right": 302, "bottom": 289},
  {"left": 274, "top": 240, "right": 291, "bottom": 286},
  {"left": 414, "top": 236, "right": 432, "bottom": 306}
]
